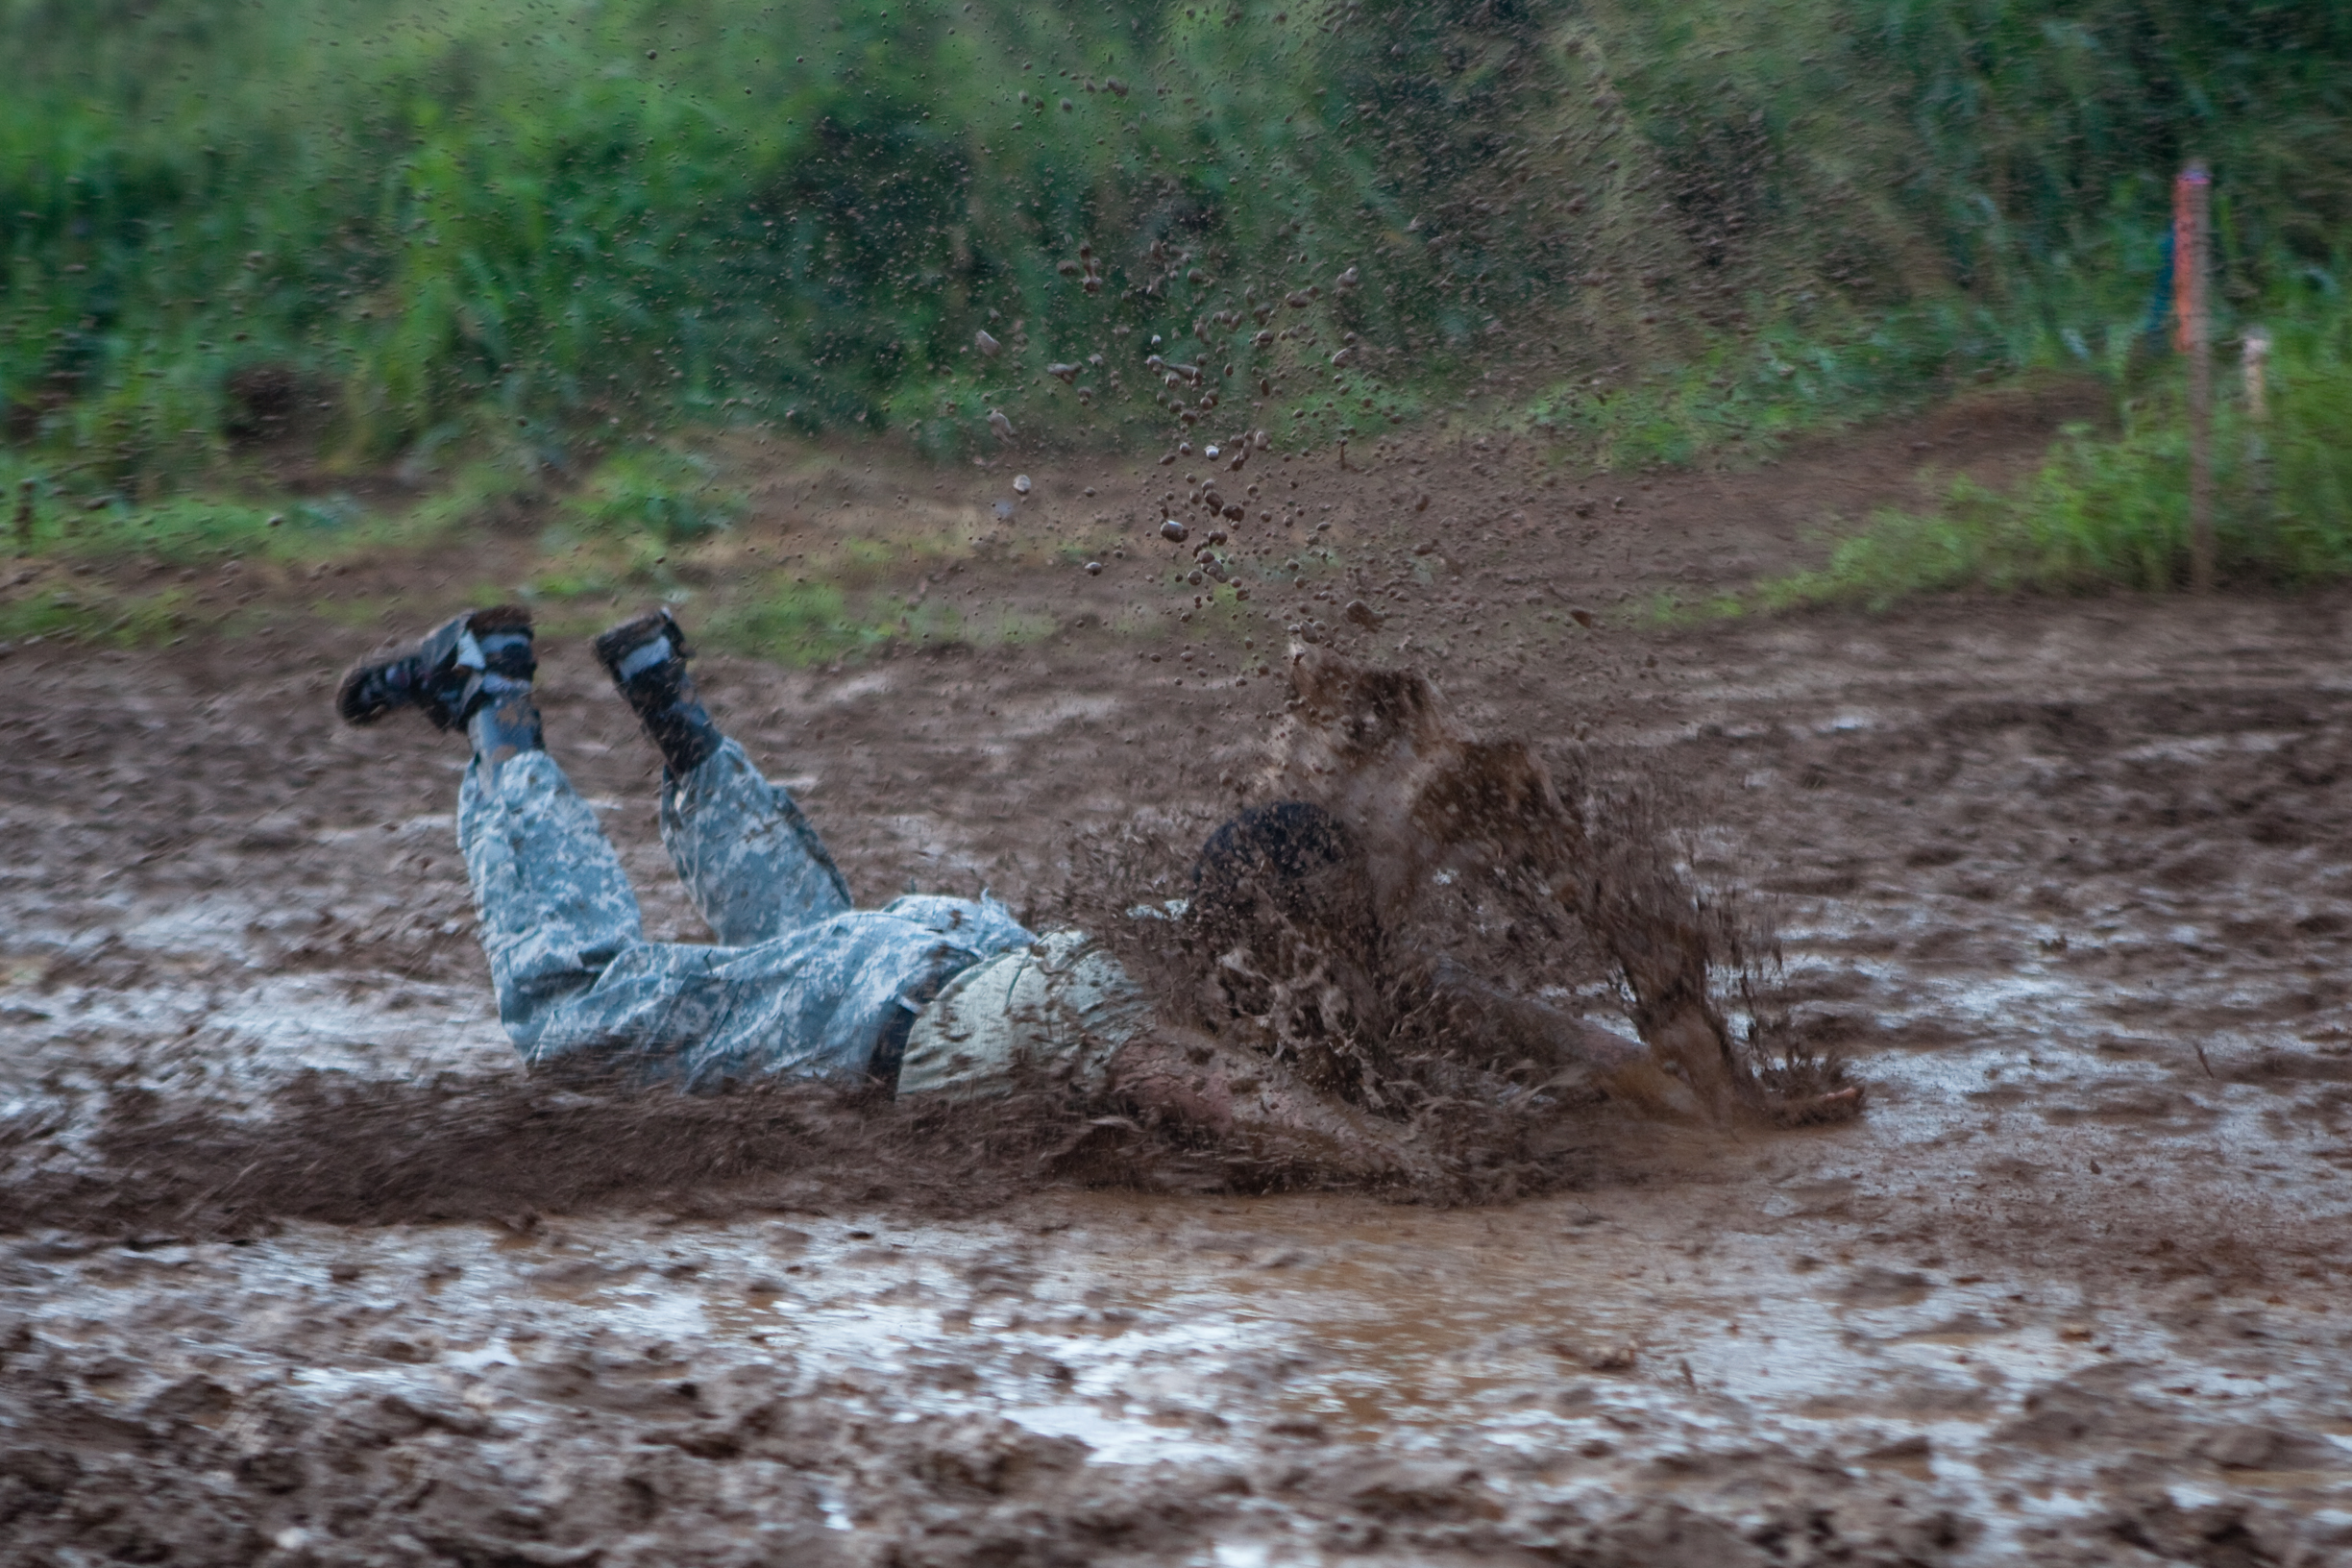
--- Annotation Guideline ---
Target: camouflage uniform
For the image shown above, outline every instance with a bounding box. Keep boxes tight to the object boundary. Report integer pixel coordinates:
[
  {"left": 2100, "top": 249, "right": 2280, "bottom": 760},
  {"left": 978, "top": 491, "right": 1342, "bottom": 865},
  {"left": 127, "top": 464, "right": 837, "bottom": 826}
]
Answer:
[{"left": 457, "top": 736, "right": 1151, "bottom": 1093}]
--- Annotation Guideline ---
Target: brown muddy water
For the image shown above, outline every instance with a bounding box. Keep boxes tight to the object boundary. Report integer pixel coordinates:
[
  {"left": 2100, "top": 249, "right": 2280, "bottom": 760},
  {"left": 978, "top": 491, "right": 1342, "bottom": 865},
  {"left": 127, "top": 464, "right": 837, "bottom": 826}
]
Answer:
[{"left": 6, "top": 590, "right": 2352, "bottom": 1565}]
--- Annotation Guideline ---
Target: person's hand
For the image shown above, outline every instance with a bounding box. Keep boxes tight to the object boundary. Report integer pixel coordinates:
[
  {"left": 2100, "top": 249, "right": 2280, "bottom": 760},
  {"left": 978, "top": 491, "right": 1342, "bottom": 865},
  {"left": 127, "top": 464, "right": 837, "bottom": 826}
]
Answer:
[
  {"left": 1762, "top": 1084, "right": 1865, "bottom": 1126},
  {"left": 1107, "top": 1024, "right": 1437, "bottom": 1188}
]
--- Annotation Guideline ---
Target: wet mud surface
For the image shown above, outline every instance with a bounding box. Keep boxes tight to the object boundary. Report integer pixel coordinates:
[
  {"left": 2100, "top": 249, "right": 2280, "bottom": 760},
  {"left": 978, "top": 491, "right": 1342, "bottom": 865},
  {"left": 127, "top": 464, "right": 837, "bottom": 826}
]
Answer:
[{"left": 8, "top": 417, "right": 2352, "bottom": 1563}]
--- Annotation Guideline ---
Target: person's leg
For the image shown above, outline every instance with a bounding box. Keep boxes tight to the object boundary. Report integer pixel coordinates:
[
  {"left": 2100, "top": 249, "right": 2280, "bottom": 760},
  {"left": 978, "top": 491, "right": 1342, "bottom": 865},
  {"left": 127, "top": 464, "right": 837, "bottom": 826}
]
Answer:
[
  {"left": 659, "top": 740, "right": 853, "bottom": 945},
  {"left": 337, "top": 607, "right": 679, "bottom": 1068},
  {"left": 343, "top": 606, "right": 963, "bottom": 1089},
  {"left": 462, "top": 748, "right": 934, "bottom": 1086},
  {"left": 594, "top": 609, "right": 853, "bottom": 945},
  {"left": 341, "top": 605, "right": 650, "bottom": 1049},
  {"left": 457, "top": 745, "right": 649, "bottom": 1050}
]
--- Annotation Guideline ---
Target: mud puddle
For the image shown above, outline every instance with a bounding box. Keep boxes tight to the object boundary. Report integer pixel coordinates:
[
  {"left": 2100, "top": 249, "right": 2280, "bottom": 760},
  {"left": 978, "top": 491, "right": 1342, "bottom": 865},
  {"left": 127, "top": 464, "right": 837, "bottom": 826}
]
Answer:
[
  {"left": 11, "top": 585, "right": 2352, "bottom": 1561},
  {"left": 10, "top": 1135, "right": 2348, "bottom": 1564}
]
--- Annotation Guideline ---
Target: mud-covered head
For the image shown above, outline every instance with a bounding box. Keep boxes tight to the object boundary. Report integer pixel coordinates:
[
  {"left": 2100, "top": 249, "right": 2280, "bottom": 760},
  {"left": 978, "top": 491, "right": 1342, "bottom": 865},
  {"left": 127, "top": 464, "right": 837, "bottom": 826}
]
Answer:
[
  {"left": 1282, "top": 645, "right": 1455, "bottom": 769},
  {"left": 1184, "top": 800, "right": 1391, "bottom": 1096},
  {"left": 1267, "top": 646, "right": 1587, "bottom": 927},
  {"left": 1188, "top": 800, "right": 1381, "bottom": 957}
]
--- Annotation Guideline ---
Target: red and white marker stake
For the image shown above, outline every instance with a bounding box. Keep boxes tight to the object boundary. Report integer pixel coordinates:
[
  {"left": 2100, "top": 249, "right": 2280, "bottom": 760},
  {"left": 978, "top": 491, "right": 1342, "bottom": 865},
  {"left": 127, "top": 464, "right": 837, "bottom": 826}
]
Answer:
[{"left": 2175, "top": 162, "right": 2214, "bottom": 594}]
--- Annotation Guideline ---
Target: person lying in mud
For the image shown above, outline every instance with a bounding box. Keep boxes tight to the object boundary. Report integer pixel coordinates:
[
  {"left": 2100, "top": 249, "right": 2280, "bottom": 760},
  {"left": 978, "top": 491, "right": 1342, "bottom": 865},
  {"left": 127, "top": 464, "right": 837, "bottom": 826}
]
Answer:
[{"left": 336, "top": 607, "right": 1850, "bottom": 1184}]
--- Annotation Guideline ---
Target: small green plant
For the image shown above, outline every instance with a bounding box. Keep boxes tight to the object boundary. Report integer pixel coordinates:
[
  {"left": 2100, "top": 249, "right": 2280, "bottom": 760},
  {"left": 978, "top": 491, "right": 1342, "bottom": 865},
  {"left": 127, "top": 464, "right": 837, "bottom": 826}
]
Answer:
[
  {"left": 704, "top": 581, "right": 881, "bottom": 667},
  {"left": 1758, "top": 308, "right": 2352, "bottom": 607},
  {"left": 0, "top": 461, "right": 358, "bottom": 566},
  {"left": 0, "top": 585, "right": 190, "bottom": 646},
  {"left": 559, "top": 452, "right": 745, "bottom": 546}
]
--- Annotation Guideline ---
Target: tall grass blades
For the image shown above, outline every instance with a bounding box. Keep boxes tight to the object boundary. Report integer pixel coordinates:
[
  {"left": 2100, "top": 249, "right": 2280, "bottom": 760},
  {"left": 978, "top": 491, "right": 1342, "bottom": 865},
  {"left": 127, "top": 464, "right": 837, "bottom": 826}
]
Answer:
[
  {"left": 1759, "top": 303, "right": 2352, "bottom": 607},
  {"left": 0, "top": 0, "right": 2347, "bottom": 482}
]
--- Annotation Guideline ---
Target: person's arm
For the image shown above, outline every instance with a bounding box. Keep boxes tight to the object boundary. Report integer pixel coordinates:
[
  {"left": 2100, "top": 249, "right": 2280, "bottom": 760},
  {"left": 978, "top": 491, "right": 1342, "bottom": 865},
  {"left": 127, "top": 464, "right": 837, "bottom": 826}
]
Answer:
[
  {"left": 1410, "top": 957, "right": 1705, "bottom": 1116},
  {"left": 1417, "top": 959, "right": 1861, "bottom": 1125},
  {"left": 1106, "top": 1024, "right": 1435, "bottom": 1187}
]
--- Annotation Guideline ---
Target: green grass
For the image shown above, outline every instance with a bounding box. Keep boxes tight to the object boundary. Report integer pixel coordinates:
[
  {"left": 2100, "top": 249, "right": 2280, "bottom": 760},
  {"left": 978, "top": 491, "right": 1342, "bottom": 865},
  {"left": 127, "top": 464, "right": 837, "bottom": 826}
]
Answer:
[
  {"left": 701, "top": 580, "right": 889, "bottom": 666},
  {"left": 2, "top": 0, "right": 2346, "bottom": 485},
  {"left": 0, "top": 583, "right": 192, "bottom": 645},
  {"left": 1, "top": 0, "right": 2348, "bottom": 624},
  {"left": 1754, "top": 308, "right": 2352, "bottom": 608},
  {"left": 0, "top": 462, "right": 354, "bottom": 566},
  {"left": 556, "top": 448, "right": 745, "bottom": 544},
  {"left": 693, "top": 580, "right": 1059, "bottom": 667}
]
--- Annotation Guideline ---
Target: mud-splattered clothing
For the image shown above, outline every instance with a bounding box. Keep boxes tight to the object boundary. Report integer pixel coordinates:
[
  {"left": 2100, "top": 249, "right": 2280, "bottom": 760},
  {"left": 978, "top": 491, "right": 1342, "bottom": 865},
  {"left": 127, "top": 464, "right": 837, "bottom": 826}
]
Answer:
[
  {"left": 898, "top": 932, "right": 1156, "bottom": 1098},
  {"left": 456, "top": 738, "right": 1152, "bottom": 1093}
]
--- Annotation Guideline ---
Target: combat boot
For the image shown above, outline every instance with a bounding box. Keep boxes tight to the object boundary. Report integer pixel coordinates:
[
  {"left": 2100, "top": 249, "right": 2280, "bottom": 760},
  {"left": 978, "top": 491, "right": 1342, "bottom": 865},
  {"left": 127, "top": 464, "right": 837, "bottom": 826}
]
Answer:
[
  {"left": 594, "top": 606, "right": 723, "bottom": 775},
  {"left": 336, "top": 605, "right": 537, "bottom": 732}
]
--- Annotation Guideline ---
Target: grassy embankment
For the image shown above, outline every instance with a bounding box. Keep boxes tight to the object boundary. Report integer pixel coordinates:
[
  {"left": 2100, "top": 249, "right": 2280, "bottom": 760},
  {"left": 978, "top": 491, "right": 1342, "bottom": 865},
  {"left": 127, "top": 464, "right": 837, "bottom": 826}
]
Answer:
[
  {"left": 1, "top": 0, "right": 2348, "bottom": 649},
  {"left": 1753, "top": 318, "right": 2352, "bottom": 611}
]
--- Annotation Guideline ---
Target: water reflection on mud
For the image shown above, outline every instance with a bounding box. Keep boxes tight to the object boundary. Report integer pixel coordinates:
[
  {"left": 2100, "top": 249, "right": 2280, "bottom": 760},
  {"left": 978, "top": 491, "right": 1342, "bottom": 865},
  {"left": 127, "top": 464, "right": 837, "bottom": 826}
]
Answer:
[
  {"left": 11, "top": 602, "right": 2352, "bottom": 1562},
  {"left": 14, "top": 1015, "right": 2349, "bottom": 1561}
]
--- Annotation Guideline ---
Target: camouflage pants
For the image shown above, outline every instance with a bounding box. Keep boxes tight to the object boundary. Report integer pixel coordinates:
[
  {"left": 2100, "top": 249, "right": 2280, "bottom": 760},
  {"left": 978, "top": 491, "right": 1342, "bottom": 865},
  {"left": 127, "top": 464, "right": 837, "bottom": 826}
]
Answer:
[{"left": 456, "top": 738, "right": 1044, "bottom": 1090}]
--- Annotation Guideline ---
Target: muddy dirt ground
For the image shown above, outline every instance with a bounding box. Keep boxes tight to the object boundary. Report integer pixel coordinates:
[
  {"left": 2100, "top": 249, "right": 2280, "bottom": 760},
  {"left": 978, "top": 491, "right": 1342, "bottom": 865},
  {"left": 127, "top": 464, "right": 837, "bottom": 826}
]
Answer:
[{"left": 6, "top": 397, "right": 2352, "bottom": 1565}]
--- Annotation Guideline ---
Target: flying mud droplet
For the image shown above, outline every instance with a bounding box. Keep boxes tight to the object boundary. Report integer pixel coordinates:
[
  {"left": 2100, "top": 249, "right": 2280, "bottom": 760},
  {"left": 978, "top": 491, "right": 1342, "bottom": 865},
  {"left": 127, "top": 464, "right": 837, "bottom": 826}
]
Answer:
[
  {"left": 975, "top": 330, "right": 1001, "bottom": 356},
  {"left": 1061, "top": 98, "right": 1074, "bottom": 112},
  {"left": 1161, "top": 519, "right": 1189, "bottom": 543},
  {"left": 1012, "top": 474, "right": 1033, "bottom": 495}
]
